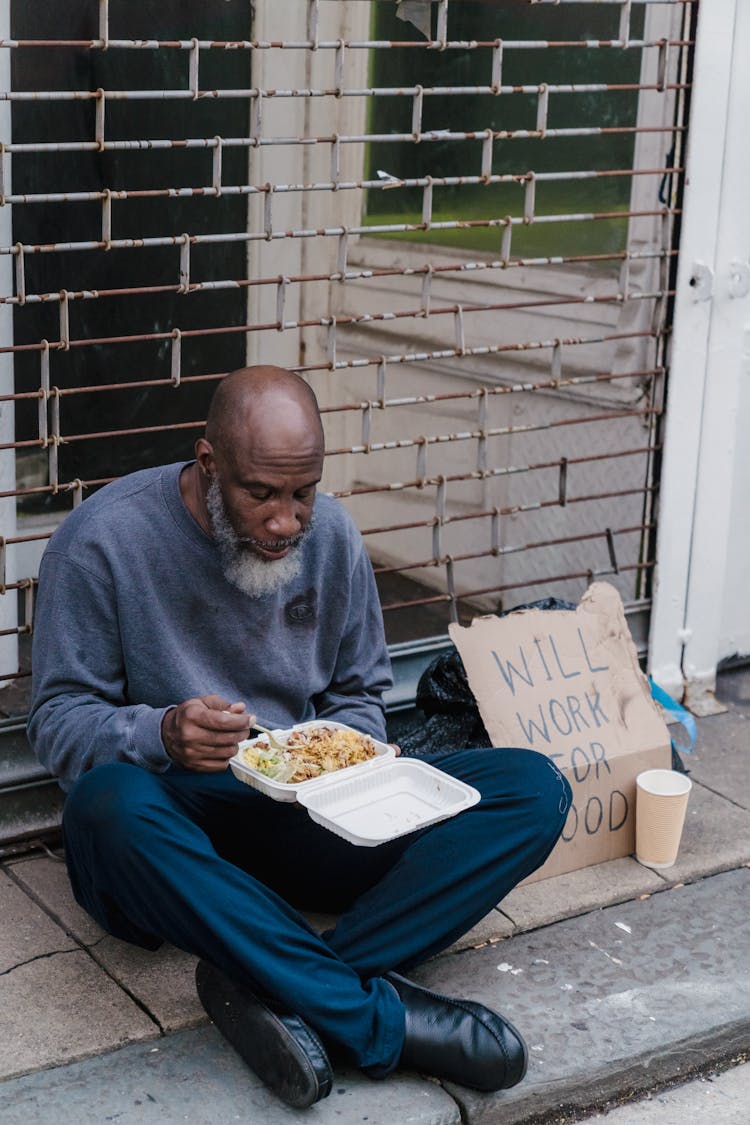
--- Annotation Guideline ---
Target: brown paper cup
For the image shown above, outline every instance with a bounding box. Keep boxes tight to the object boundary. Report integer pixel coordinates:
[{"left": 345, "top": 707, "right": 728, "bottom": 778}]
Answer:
[{"left": 635, "top": 769, "right": 692, "bottom": 869}]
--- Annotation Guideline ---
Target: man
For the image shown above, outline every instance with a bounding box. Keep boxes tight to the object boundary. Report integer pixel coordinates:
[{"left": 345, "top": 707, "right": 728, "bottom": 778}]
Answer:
[{"left": 29, "top": 365, "right": 571, "bottom": 1109}]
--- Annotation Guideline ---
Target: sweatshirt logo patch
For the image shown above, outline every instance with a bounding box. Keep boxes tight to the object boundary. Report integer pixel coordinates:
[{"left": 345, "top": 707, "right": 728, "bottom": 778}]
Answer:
[{"left": 285, "top": 588, "right": 317, "bottom": 624}]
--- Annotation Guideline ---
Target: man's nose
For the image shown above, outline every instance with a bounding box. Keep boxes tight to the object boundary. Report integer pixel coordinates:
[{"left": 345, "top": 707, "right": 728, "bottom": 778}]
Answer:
[{"left": 266, "top": 500, "right": 300, "bottom": 537}]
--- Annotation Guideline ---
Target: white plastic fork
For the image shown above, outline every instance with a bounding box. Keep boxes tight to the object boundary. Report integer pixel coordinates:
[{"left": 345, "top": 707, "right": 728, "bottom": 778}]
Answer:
[{"left": 251, "top": 721, "right": 288, "bottom": 752}]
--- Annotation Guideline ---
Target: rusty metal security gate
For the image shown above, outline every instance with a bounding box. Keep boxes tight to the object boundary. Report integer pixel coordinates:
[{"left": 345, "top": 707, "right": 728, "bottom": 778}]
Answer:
[{"left": 0, "top": 0, "right": 695, "bottom": 846}]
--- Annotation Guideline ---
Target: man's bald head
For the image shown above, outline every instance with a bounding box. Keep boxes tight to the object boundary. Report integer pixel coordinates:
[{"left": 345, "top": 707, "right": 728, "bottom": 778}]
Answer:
[
  {"left": 191, "top": 366, "right": 325, "bottom": 594},
  {"left": 205, "top": 366, "right": 323, "bottom": 456}
]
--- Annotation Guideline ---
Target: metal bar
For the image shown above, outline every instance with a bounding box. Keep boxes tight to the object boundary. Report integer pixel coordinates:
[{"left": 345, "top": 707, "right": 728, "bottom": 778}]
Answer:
[
  {"left": 380, "top": 560, "right": 655, "bottom": 614},
  {"left": 0, "top": 0, "right": 15, "bottom": 679},
  {"left": 0, "top": 366, "right": 665, "bottom": 418},
  {"left": 1, "top": 437, "right": 660, "bottom": 502},
  {"left": 0, "top": 28, "right": 696, "bottom": 51},
  {"left": 0, "top": 244, "right": 676, "bottom": 307},
  {"left": 0, "top": 204, "right": 680, "bottom": 259},
  {"left": 0, "top": 161, "right": 680, "bottom": 212},
  {"left": 0, "top": 166, "right": 683, "bottom": 209},
  {"left": 0, "top": 80, "right": 694, "bottom": 105},
  {"left": 373, "top": 522, "right": 651, "bottom": 564},
  {"left": 1, "top": 123, "right": 686, "bottom": 164}
]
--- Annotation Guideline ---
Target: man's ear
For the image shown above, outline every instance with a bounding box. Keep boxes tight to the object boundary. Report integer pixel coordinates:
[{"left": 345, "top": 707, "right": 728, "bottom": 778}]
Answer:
[{"left": 195, "top": 438, "right": 215, "bottom": 477}]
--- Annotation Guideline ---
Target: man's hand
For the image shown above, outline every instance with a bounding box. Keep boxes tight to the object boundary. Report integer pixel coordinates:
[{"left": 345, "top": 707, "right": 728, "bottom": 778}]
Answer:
[{"left": 161, "top": 695, "right": 254, "bottom": 772}]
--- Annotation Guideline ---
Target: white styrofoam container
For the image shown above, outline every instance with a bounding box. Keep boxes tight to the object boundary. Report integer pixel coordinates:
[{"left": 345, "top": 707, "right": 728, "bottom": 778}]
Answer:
[
  {"left": 298, "top": 759, "right": 481, "bottom": 847},
  {"left": 230, "top": 721, "right": 480, "bottom": 844},
  {"left": 229, "top": 719, "right": 396, "bottom": 803}
]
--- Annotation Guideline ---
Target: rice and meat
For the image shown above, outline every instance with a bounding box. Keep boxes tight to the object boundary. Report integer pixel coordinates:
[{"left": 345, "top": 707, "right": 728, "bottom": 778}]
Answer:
[{"left": 241, "top": 726, "right": 377, "bottom": 784}]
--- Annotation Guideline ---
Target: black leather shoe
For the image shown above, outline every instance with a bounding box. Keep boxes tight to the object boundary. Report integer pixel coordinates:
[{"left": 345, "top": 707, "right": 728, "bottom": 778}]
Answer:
[
  {"left": 386, "top": 971, "right": 528, "bottom": 1092},
  {"left": 195, "top": 959, "right": 333, "bottom": 1109}
]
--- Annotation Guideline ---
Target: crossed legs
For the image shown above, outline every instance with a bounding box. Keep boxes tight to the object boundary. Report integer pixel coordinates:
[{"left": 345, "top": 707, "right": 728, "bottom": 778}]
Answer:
[{"left": 62, "top": 748, "right": 570, "bottom": 1074}]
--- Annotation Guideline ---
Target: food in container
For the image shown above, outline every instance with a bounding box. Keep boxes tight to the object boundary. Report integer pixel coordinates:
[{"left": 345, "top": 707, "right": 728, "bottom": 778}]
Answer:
[
  {"left": 231, "top": 720, "right": 395, "bottom": 802},
  {"left": 240, "top": 724, "right": 378, "bottom": 784}
]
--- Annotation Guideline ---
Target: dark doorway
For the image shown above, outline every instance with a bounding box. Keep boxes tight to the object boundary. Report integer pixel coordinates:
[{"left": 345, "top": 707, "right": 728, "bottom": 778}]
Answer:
[{"left": 11, "top": 0, "right": 252, "bottom": 511}]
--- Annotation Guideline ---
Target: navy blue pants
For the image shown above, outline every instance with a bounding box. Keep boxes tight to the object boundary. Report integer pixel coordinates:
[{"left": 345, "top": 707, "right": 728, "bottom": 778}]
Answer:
[{"left": 62, "top": 748, "right": 570, "bottom": 1072}]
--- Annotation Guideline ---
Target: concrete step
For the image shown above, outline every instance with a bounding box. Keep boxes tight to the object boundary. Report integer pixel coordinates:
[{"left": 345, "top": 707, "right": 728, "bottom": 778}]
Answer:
[{"left": 0, "top": 721, "right": 64, "bottom": 852}]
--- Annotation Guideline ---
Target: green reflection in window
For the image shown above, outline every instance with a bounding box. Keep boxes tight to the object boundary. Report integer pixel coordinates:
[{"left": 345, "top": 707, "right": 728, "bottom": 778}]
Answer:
[{"left": 365, "top": 2, "right": 647, "bottom": 259}]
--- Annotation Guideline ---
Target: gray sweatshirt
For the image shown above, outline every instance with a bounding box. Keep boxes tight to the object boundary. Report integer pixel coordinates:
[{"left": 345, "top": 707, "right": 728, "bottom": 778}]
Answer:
[{"left": 28, "top": 462, "right": 393, "bottom": 792}]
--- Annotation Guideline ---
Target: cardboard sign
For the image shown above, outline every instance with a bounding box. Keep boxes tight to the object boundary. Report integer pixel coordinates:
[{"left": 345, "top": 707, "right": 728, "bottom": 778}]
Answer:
[{"left": 448, "top": 582, "right": 671, "bottom": 882}]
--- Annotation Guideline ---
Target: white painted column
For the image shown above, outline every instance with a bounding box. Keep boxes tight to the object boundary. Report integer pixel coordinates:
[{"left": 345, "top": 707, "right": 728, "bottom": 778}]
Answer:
[
  {"left": 680, "top": 0, "right": 750, "bottom": 708},
  {"left": 0, "top": 0, "right": 18, "bottom": 684},
  {"left": 245, "top": 0, "right": 370, "bottom": 380},
  {"left": 647, "top": 0, "right": 737, "bottom": 699},
  {"left": 244, "top": 0, "right": 308, "bottom": 371}
]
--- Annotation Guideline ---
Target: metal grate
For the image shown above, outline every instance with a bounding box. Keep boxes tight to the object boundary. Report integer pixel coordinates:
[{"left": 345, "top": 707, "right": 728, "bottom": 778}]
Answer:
[{"left": 0, "top": 0, "right": 695, "bottom": 702}]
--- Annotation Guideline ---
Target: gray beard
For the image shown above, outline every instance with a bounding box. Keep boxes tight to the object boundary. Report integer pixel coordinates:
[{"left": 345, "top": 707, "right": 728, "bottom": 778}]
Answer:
[{"left": 205, "top": 474, "right": 308, "bottom": 598}]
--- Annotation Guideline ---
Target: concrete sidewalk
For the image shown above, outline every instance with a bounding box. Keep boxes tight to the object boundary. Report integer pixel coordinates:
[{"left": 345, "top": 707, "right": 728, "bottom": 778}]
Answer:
[{"left": 1, "top": 665, "right": 748, "bottom": 1123}]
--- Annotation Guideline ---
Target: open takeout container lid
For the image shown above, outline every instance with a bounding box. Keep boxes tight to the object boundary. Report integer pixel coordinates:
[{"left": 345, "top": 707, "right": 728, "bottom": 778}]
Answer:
[
  {"left": 229, "top": 720, "right": 480, "bottom": 844},
  {"left": 298, "top": 758, "right": 481, "bottom": 846}
]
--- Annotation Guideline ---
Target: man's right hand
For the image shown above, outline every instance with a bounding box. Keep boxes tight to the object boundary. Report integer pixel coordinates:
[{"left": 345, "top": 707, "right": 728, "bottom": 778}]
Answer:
[{"left": 161, "top": 695, "right": 254, "bottom": 772}]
